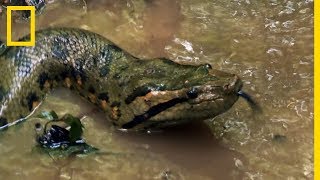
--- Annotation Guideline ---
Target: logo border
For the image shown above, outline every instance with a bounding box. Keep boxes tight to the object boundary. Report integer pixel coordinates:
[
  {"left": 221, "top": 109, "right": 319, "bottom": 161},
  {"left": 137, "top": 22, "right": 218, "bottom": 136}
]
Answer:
[{"left": 6, "top": 6, "right": 35, "bottom": 46}]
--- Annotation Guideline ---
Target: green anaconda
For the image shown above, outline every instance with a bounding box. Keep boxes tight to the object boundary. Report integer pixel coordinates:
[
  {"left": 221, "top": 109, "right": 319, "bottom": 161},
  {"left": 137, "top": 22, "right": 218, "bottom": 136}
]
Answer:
[{"left": 0, "top": 28, "right": 243, "bottom": 130}]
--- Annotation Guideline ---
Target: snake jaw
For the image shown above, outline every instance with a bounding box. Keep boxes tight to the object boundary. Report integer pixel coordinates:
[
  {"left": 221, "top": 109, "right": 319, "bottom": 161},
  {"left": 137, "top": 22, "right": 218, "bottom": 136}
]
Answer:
[{"left": 121, "top": 75, "right": 243, "bottom": 130}]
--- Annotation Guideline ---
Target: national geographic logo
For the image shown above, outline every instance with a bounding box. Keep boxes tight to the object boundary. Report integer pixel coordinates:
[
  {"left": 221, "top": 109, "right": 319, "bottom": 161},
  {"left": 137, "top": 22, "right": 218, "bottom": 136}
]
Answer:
[{"left": 6, "top": 6, "right": 35, "bottom": 46}]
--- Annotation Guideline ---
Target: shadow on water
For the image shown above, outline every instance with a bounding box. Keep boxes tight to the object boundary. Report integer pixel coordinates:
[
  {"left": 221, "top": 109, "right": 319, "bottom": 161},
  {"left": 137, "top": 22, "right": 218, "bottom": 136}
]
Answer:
[{"left": 115, "top": 121, "right": 245, "bottom": 179}]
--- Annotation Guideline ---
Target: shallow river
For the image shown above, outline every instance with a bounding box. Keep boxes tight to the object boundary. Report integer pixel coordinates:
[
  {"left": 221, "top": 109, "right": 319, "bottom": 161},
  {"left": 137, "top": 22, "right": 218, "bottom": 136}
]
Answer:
[{"left": 0, "top": 0, "right": 314, "bottom": 179}]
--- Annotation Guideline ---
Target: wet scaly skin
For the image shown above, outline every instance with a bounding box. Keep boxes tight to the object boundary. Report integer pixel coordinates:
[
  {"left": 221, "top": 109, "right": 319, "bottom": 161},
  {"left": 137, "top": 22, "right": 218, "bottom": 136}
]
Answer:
[{"left": 0, "top": 28, "right": 242, "bottom": 130}]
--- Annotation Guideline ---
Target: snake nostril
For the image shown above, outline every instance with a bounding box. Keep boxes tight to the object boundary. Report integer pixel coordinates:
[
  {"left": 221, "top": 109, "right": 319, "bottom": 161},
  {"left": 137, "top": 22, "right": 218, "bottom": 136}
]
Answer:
[
  {"left": 223, "top": 84, "right": 228, "bottom": 89},
  {"left": 187, "top": 88, "right": 198, "bottom": 99},
  {"left": 224, "top": 75, "right": 242, "bottom": 94}
]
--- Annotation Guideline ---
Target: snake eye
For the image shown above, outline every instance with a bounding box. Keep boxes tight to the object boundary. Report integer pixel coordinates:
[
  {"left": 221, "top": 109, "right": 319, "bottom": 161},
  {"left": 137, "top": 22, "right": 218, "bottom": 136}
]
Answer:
[
  {"left": 187, "top": 88, "right": 198, "bottom": 99},
  {"left": 205, "top": 63, "right": 212, "bottom": 69}
]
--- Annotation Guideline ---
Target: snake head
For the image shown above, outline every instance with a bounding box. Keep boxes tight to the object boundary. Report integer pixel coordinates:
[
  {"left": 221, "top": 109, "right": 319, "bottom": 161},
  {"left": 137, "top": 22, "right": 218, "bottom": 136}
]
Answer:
[{"left": 110, "top": 58, "right": 242, "bottom": 130}]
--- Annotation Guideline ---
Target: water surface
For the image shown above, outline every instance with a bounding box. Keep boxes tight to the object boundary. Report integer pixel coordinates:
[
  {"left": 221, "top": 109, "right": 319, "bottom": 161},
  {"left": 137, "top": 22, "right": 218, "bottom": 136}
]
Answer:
[{"left": 0, "top": 0, "right": 313, "bottom": 179}]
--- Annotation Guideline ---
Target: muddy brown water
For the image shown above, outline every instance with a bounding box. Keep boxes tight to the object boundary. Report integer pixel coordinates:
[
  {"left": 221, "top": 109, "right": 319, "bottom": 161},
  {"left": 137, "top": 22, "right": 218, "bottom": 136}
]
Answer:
[{"left": 0, "top": 0, "right": 313, "bottom": 179}]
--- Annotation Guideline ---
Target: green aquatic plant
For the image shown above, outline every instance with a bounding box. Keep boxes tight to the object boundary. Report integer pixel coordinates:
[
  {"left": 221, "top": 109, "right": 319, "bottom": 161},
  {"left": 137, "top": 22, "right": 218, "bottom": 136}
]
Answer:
[{"left": 36, "top": 110, "right": 98, "bottom": 157}]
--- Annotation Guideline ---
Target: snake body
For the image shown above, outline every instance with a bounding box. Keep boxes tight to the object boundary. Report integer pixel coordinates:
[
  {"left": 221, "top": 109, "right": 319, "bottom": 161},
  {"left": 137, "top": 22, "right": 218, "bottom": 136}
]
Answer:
[{"left": 0, "top": 28, "right": 242, "bottom": 130}]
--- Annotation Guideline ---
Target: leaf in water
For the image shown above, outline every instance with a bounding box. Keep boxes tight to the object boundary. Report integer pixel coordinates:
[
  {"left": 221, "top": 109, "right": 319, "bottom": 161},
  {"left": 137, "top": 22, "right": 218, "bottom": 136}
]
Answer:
[
  {"left": 77, "top": 144, "right": 99, "bottom": 155},
  {"left": 37, "top": 110, "right": 59, "bottom": 121},
  {"left": 50, "top": 110, "right": 59, "bottom": 120},
  {"left": 35, "top": 144, "right": 99, "bottom": 159},
  {"left": 62, "top": 114, "right": 84, "bottom": 143}
]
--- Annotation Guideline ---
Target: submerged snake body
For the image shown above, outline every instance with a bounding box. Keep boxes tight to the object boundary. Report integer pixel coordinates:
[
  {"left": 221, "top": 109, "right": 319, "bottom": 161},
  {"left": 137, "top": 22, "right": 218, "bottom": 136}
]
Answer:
[{"left": 0, "top": 28, "right": 242, "bottom": 130}]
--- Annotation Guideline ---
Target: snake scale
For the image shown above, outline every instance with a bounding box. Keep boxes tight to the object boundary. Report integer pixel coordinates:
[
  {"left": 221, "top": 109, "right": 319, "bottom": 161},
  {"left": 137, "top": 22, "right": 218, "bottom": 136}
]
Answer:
[{"left": 0, "top": 28, "right": 243, "bottom": 130}]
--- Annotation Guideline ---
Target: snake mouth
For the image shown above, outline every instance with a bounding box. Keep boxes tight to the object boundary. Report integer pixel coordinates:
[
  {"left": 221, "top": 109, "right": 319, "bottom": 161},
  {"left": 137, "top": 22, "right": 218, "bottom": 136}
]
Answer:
[
  {"left": 224, "top": 74, "right": 243, "bottom": 95},
  {"left": 225, "top": 74, "right": 261, "bottom": 113}
]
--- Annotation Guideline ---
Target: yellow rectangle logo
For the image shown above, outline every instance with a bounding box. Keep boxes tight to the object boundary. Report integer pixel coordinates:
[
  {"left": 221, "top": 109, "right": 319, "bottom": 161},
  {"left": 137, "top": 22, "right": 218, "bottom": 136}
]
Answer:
[{"left": 6, "top": 6, "right": 36, "bottom": 46}]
